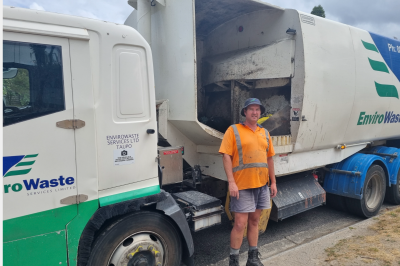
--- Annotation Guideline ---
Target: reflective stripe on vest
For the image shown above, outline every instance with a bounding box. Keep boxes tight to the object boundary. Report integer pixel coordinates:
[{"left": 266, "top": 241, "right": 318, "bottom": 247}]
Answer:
[{"left": 231, "top": 125, "right": 269, "bottom": 173}]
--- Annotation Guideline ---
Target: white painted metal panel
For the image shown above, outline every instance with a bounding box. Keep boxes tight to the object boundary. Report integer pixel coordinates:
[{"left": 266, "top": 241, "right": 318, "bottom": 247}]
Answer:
[
  {"left": 69, "top": 38, "right": 99, "bottom": 203},
  {"left": 273, "top": 145, "right": 367, "bottom": 176},
  {"left": 3, "top": 32, "right": 77, "bottom": 220},
  {"left": 3, "top": 18, "right": 89, "bottom": 40},
  {"left": 98, "top": 177, "right": 159, "bottom": 199},
  {"left": 203, "top": 40, "right": 294, "bottom": 85},
  {"left": 151, "top": 0, "right": 197, "bottom": 122},
  {"left": 343, "top": 27, "right": 400, "bottom": 143},
  {"left": 295, "top": 11, "right": 357, "bottom": 152},
  {"left": 199, "top": 154, "right": 225, "bottom": 180},
  {"left": 119, "top": 52, "right": 144, "bottom": 116},
  {"left": 296, "top": 12, "right": 399, "bottom": 154},
  {"left": 203, "top": 9, "right": 288, "bottom": 57},
  {"left": 95, "top": 30, "right": 158, "bottom": 191},
  {"left": 149, "top": 0, "right": 224, "bottom": 147},
  {"left": 113, "top": 45, "right": 149, "bottom": 120}
]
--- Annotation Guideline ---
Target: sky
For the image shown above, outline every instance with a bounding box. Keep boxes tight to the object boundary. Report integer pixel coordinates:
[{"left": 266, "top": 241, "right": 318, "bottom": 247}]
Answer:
[{"left": 3, "top": 0, "right": 399, "bottom": 39}]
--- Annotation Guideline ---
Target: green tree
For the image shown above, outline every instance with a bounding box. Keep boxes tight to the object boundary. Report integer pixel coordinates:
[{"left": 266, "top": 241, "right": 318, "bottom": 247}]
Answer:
[
  {"left": 311, "top": 5, "right": 326, "bottom": 18},
  {"left": 3, "top": 68, "right": 30, "bottom": 106}
]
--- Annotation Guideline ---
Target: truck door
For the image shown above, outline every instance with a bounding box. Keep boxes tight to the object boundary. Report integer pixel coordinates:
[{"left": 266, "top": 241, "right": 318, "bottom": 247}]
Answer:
[{"left": 3, "top": 32, "right": 78, "bottom": 265}]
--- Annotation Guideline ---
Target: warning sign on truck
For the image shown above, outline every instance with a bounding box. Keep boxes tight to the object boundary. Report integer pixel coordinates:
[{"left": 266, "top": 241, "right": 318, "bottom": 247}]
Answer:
[
  {"left": 114, "top": 148, "right": 134, "bottom": 166},
  {"left": 163, "top": 150, "right": 179, "bottom": 155}
]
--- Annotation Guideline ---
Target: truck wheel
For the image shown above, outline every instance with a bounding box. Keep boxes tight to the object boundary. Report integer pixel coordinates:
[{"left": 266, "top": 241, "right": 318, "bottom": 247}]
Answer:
[
  {"left": 346, "top": 165, "right": 386, "bottom": 218},
  {"left": 385, "top": 170, "right": 400, "bottom": 205},
  {"left": 87, "top": 211, "right": 182, "bottom": 266},
  {"left": 326, "top": 193, "right": 348, "bottom": 212}
]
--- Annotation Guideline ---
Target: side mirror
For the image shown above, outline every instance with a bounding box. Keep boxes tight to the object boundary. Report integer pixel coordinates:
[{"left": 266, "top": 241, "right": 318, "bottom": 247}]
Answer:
[{"left": 3, "top": 68, "right": 19, "bottom": 79}]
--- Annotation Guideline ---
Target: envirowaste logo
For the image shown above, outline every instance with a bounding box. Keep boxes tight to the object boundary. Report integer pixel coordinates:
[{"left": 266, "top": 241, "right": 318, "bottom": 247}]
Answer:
[
  {"left": 361, "top": 40, "right": 399, "bottom": 99},
  {"left": 3, "top": 154, "right": 38, "bottom": 177},
  {"left": 3, "top": 154, "right": 76, "bottom": 195},
  {"left": 356, "top": 38, "right": 400, "bottom": 126},
  {"left": 357, "top": 111, "right": 400, "bottom": 125}
]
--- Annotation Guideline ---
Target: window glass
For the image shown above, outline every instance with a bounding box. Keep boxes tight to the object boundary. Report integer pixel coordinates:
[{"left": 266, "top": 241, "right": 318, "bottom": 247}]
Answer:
[{"left": 3, "top": 41, "right": 65, "bottom": 126}]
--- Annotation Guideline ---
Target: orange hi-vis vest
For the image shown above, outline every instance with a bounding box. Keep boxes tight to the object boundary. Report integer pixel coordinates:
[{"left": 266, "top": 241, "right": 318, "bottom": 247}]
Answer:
[{"left": 219, "top": 123, "right": 275, "bottom": 190}]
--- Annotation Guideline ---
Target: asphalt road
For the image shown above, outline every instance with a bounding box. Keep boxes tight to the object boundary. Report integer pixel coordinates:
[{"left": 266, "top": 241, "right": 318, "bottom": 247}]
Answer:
[{"left": 190, "top": 203, "right": 395, "bottom": 266}]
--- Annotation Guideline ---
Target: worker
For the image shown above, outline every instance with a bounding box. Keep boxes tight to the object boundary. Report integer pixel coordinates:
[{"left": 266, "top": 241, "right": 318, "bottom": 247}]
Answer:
[{"left": 219, "top": 98, "right": 277, "bottom": 266}]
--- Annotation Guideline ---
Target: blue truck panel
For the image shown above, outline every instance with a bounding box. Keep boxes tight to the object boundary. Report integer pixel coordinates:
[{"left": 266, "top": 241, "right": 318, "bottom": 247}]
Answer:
[
  {"left": 370, "top": 32, "right": 400, "bottom": 83},
  {"left": 368, "top": 146, "right": 400, "bottom": 186},
  {"left": 323, "top": 153, "right": 390, "bottom": 199}
]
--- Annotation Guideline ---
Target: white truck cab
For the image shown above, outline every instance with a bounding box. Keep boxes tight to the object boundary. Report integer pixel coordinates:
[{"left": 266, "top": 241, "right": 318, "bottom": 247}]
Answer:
[{"left": 3, "top": 6, "right": 198, "bottom": 266}]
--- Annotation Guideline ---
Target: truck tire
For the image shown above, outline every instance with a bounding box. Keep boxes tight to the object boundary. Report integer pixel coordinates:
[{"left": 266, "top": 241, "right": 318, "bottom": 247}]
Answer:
[
  {"left": 345, "top": 165, "right": 386, "bottom": 218},
  {"left": 87, "top": 211, "right": 182, "bottom": 266},
  {"left": 385, "top": 170, "right": 400, "bottom": 205},
  {"left": 326, "top": 193, "right": 348, "bottom": 212}
]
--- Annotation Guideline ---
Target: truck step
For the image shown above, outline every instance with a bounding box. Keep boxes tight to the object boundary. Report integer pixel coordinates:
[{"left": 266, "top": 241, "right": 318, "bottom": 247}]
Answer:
[{"left": 172, "top": 191, "right": 223, "bottom": 232}]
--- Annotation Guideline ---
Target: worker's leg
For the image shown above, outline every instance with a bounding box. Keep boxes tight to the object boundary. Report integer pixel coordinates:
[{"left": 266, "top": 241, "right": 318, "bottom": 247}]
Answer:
[
  {"left": 245, "top": 185, "right": 271, "bottom": 266},
  {"left": 230, "top": 188, "right": 256, "bottom": 250},
  {"left": 230, "top": 212, "right": 249, "bottom": 249},
  {"left": 247, "top": 209, "right": 262, "bottom": 247},
  {"left": 248, "top": 184, "right": 270, "bottom": 246}
]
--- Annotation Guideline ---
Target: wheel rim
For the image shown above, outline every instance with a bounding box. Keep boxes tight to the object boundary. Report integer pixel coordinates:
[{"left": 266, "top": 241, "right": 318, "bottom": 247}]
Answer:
[
  {"left": 365, "top": 173, "right": 383, "bottom": 211},
  {"left": 108, "top": 231, "right": 167, "bottom": 266}
]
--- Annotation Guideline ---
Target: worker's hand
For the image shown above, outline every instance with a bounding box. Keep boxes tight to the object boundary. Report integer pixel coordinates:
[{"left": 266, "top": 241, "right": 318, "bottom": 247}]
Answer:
[
  {"left": 270, "top": 183, "right": 277, "bottom": 198},
  {"left": 229, "top": 182, "right": 240, "bottom": 200}
]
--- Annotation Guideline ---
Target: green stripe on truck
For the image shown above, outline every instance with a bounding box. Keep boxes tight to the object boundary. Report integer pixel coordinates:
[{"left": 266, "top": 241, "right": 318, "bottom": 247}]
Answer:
[
  {"left": 24, "top": 154, "right": 39, "bottom": 158},
  {"left": 3, "top": 204, "right": 78, "bottom": 242},
  {"left": 16, "top": 161, "right": 35, "bottom": 166},
  {"left": 3, "top": 200, "right": 99, "bottom": 266},
  {"left": 99, "top": 185, "right": 161, "bottom": 207},
  {"left": 368, "top": 58, "right": 389, "bottom": 73},
  {"left": 67, "top": 200, "right": 99, "bottom": 266},
  {"left": 4, "top": 230, "right": 68, "bottom": 266},
  {"left": 375, "top": 82, "right": 399, "bottom": 99},
  {"left": 4, "top": 168, "right": 32, "bottom": 177},
  {"left": 361, "top": 40, "right": 379, "bottom": 53}
]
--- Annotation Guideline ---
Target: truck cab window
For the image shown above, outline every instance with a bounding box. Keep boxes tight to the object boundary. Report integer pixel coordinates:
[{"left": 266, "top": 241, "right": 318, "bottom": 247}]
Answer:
[{"left": 3, "top": 41, "right": 65, "bottom": 126}]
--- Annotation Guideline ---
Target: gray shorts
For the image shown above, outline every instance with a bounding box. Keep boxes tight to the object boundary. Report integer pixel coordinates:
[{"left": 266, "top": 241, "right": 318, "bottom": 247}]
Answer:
[{"left": 230, "top": 185, "right": 271, "bottom": 213}]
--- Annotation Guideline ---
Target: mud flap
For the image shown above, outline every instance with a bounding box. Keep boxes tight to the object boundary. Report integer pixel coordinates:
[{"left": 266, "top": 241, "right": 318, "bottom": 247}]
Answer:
[
  {"left": 156, "top": 192, "right": 194, "bottom": 261},
  {"left": 270, "top": 174, "right": 326, "bottom": 222}
]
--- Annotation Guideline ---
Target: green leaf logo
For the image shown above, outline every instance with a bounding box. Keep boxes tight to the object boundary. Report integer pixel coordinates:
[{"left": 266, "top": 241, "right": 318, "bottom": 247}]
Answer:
[
  {"left": 362, "top": 40, "right": 398, "bottom": 99},
  {"left": 375, "top": 82, "right": 399, "bottom": 99},
  {"left": 362, "top": 40, "right": 379, "bottom": 53},
  {"left": 4, "top": 154, "right": 38, "bottom": 177},
  {"left": 368, "top": 58, "right": 389, "bottom": 73}
]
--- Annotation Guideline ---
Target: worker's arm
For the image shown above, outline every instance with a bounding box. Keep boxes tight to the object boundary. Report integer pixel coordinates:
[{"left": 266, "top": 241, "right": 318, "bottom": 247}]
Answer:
[
  {"left": 222, "top": 153, "right": 239, "bottom": 199},
  {"left": 267, "top": 156, "right": 277, "bottom": 198}
]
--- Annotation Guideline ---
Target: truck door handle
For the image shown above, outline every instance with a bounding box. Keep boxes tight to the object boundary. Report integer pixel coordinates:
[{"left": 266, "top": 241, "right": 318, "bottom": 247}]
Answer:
[{"left": 147, "top": 129, "right": 155, "bottom": 134}]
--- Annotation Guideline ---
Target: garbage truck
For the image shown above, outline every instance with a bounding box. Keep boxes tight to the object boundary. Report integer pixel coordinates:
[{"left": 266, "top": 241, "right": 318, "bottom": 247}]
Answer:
[{"left": 2, "top": 0, "right": 400, "bottom": 265}]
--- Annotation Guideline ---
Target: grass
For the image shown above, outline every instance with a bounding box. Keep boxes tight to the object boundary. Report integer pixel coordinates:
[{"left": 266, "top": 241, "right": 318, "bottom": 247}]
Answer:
[{"left": 325, "top": 207, "right": 400, "bottom": 265}]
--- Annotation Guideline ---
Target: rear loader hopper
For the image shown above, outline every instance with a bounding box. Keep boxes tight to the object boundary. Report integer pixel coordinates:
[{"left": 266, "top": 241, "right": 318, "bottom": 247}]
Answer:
[{"left": 126, "top": 0, "right": 303, "bottom": 179}]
